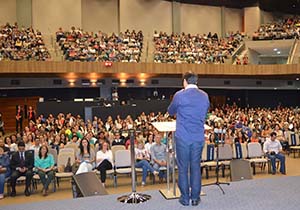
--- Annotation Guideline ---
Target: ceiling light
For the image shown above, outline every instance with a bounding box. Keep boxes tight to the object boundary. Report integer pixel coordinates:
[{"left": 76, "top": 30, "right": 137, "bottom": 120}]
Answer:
[
  {"left": 277, "top": 51, "right": 281, "bottom": 54},
  {"left": 296, "top": 78, "right": 299, "bottom": 81},
  {"left": 273, "top": 48, "right": 278, "bottom": 51}
]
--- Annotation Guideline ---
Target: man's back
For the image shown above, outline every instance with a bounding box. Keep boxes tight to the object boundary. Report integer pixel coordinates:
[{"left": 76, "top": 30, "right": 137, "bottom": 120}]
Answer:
[{"left": 169, "top": 87, "right": 209, "bottom": 143}]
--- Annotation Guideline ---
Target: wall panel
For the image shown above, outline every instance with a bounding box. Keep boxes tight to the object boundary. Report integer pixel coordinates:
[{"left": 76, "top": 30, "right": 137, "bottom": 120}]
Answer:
[
  {"left": 180, "top": 4, "right": 221, "bottom": 35},
  {"left": 119, "top": 0, "right": 172, "bottom": 37},
  {"left": 224, "top": 7, "right": 243, "bottom": 33},
  {"left": 81, "top": 0, "right": 118, "bottom": 33},
  {"left": 0, "top": 0, "right": 17, "bottom": 25},
  {"left": 32, "top": 0, "right": 81, "bottom": 35}
]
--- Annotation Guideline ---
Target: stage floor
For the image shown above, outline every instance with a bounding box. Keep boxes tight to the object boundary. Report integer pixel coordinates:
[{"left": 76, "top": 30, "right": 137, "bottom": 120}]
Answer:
[{"left": 2, "top": 176, "right": 300, "bottom": 210}]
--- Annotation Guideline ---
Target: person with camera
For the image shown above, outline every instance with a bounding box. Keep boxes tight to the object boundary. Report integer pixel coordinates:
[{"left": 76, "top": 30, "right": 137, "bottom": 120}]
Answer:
[{"left": 263, "top": 132, "right": 286, "bottom": 175}]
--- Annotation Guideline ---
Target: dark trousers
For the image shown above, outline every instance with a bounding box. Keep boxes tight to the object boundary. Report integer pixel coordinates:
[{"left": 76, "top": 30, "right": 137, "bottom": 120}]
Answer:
[
  {"left": 97, "top": 159, "right": 112, "bottom": 183},
  {"left": 11, "top": 169, "right": 33, "bottom": 192},
  {"left": 16, "top": 119, "right": 22, "bottom": 133}
]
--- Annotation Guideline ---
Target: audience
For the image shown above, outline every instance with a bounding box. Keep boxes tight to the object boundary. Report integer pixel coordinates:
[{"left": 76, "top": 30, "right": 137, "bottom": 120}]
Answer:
[
  {"left": 56, "top": 27, "right": 143, "bottom": 62},
  {"left": 0, "top": 147, "right": 10, "bottom": 199},
  {"left": 0, "top": 102, "right": 299, "bottom": 199},
  {"left": 253, "top": 17, "right": 300, "bottom": 40},
  {"left": 153, "top": 31, "right": 243, "bottom": 64},
  {"left": 0, "top": 23, "right": 51, "bottom": 61}
]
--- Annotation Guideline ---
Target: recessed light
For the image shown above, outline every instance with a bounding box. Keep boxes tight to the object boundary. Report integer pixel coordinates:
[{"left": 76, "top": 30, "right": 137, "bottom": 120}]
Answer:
[
  {"left": 296, "top": 78, "right": 299, "bottom": 81},
  {"left": 277, "top": 51, "right": 281, "bottom": 54},
  {"left": 273, "top": 48, "right": 278, "bottom": 51}
]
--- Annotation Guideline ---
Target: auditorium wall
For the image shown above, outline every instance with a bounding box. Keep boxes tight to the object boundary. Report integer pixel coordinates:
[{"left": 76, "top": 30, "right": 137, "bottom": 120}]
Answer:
[
  {"left": 0, "top": 0, "right": 17, "bottom": 25},
  {"left": 180, "top": 4, "right": 222, "bottom": 35},
  {"left": 244, "top": 6, "right": 260, "bottom": 35},
  {"left": 119, "top": 0, "right": 172, "bottom": 37},
  {"left": 81, "top": 0, "right": 118, "bottom": 33},
  {"left": 32, "top": 0, "right": 82, "bottom": 35},
  {"left": 224, "top": 8, "right": 243, "bottom": 33}
]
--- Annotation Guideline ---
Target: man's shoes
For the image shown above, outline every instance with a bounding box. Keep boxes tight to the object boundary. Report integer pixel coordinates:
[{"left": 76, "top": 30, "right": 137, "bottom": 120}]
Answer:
[
  {"left": 271, "top": 171, "right": 276, "bottom": 175},
  {"left": 191, "top": 199, "right": 201, "bottom": 206},
  {"left": 281, "top": 172, "right": 286, "bottom": 175},
  {"left": 10, "top": 191, "right": 16, "bottom": 197},
  {"left": 24, "top": 189, "right": 31, "bottom": 196},
  {"left": 179, "top": 199, "right": 189, "bottom": 206}
]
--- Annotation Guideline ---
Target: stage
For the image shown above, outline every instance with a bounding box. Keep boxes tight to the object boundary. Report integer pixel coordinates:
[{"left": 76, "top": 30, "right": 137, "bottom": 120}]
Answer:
[{"left": 2, "top": 176, "right": 300, "bottom": 210}]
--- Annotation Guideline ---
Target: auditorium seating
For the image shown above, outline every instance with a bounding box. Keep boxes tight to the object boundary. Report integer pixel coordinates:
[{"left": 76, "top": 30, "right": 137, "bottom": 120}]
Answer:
[
  {"left": 56, "top": 27, "right": 143, "bottom": 62},
  {"left": 153, "top": 31, "right": 243, "bottom": 64},
  {"left": 0, "top": 23, "right": 51, "bottom": 61}
]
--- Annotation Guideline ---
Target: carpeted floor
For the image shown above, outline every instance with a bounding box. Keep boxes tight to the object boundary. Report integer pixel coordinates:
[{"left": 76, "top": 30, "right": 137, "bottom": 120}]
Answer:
[{"left": 2, "top": 176, "right": 300, "bottom": 210}]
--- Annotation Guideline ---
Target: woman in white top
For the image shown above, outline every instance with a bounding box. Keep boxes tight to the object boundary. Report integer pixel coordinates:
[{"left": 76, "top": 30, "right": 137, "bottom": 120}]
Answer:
[
  {"left": 4, "top": 136, "right": 17, "bottom": 152},
  {"left": 144, "top": 133, "right": 155, "bottom": 154},
  {"left": 96, "top": 142, "right": 113, "bottom": 185}
]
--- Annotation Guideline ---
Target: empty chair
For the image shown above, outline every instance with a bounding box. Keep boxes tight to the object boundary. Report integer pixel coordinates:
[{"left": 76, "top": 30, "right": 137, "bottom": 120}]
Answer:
[
  {"left": 218, "top": 144, "right": 233, "bottom": 177},
  {"left": 55, "top": 151, "right": 75, "bottom": 187},
  {"left": 114, "top": 150, "right": 131, "bottom": 187},
  {"left": 247, "top": 142, "right": 267, "bottom": 175},
  {"left": 111, "top": 145, "right": 126, "bottom": 161},
  {"left": 233, "top": 142, "right": 248, "bottom": 159},
  {"left": 288, "top": 132, "right": 300, "bottom": 158},
  {"left": 201, "top": 143, "right": 217, "bottom": 179}
]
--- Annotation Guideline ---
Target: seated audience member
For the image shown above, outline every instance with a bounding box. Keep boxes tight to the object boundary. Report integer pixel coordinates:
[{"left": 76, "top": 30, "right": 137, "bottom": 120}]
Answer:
[
  {"left": 4, "top": 136, "right": 17, "bottom": 152},
  {"left": 150, "top": 134, "right": 168, "bottom": 181},
  {"left": 96, "top": 142, "right": 113, "bottom": 187},
  {"left": 111, "top": 132, "right": 125, "bottom": 146},
  {"left": 0, "top": 147, "right": 11, "bottom": 199},
  {"left": 263, "top": 132, "right": 286, "bottom": 175},
  {"left": 75, "top": 138, "right": 95, "bottom": 174},
  {"left": 30, "top": 137, "right": 41, "bottom": 157},
  {"left": 10, "top": 141, "right": 34, "bottom": 196},
  {"left": 34, "top": 145, "right": 55, "bottom": 196},
  {"left": 0, "top": 137, "right": 10, "bottom": 154},
  {"left": 135, "top": 141, "right": 158, "bottom": 186},
  {"left": 234, "top": 130, "right": 248, "bottom": 143},
  {"left": 144, "top": 133, "right": 155, "bottom": 154}
]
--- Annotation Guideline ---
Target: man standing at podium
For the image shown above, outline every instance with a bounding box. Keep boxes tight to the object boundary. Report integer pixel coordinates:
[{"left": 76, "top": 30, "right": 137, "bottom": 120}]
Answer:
[{"left": 168, "top": 71, "right": 209, "bottom": 206}]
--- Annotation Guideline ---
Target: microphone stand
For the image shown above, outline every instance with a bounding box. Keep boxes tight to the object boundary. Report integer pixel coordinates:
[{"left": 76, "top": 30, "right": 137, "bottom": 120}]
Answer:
[
  {"left": 202, "top": 127, "right": 230, "bottom": 194},
  {"left": 117, "top": 129, "right": 151, "bottom": 203}
]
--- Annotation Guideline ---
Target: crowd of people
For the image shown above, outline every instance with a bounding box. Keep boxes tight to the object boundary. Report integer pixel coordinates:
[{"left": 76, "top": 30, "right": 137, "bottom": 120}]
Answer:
[
  {"left": 0, "top": 23, "right": 51, "bottom": 61},
  {"left": 153, "top": 31, "right": 243, "bottom": 64},
  {"left": 0, "top": 102, "right": 297, "bottom": 199},
  {"left": 252, "top": 17, "right": 300, "bottom": 40},
  {"left": 56, "top": 27, "right": 143, "bottom": 62}
]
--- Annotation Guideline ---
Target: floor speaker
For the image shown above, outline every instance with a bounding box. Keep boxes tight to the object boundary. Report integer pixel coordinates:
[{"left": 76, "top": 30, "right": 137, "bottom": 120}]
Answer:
[
  {"left": 72, "top": 172, "right": 108, "bottom": 197},
  {"left": 230, "top": 159, "right": 253, "bottom": 182}
]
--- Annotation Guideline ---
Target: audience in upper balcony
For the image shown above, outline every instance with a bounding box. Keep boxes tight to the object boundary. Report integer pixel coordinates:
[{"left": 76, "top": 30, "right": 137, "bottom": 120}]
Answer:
[
  {"left": 56, "top": 27, "right": 143, "bottom": 62},
  {"left": 153, "top": 31, "right": 243, "bottom": 64},
  {"left": 253, "top": 17, "right": 300, "bottom": 40},
  {"left": 0, "top": 23, "right": 51, "bottom": 61}
]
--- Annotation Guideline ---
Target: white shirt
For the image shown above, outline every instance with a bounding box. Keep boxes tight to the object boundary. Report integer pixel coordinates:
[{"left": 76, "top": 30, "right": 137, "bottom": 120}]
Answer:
[
  {"left": 96, "top": 150, "right": 113, "bottom": 167},
  {"left": 263, "top": 139, "right": 282, "bottom": 154}
]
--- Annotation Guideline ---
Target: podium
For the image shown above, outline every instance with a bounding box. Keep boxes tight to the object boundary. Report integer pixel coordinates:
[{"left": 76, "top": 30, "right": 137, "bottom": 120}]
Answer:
[
  {"left": 152, "top": 121, "right": 206, "bottom": 199},
  {"left": 152, "top": 121, "right": 179, "bottom": 199}
]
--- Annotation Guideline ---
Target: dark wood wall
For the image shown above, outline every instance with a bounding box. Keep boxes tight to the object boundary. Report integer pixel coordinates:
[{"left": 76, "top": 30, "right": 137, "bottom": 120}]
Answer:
[{"left": 0, "top": 97, "right": 40, "bottom": 133}]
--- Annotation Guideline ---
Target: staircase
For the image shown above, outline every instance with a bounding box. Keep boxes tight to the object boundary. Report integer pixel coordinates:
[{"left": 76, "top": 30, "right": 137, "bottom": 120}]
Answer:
[{"left": 43, "top": 34, "right": 64, "bottom": 61}]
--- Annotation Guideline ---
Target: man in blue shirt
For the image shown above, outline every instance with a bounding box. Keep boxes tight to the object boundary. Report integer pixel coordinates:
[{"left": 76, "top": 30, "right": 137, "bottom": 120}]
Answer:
[{"left": 168, "top": 71, "right": 210, "bottom": 206}]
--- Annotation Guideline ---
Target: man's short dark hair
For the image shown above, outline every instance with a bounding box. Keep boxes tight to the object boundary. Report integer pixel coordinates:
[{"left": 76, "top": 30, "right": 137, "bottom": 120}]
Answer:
[
  {"left": 183, "top": 71, "right": 198, "bottom": 85},
  {"left": 18, "top": 141, "right": 25, "bottom": 147},
  {"left": 270, "top": 132, "right": 277, "bottom": 137}
]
